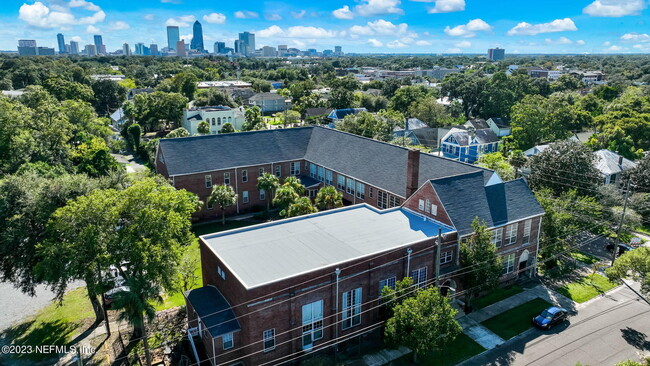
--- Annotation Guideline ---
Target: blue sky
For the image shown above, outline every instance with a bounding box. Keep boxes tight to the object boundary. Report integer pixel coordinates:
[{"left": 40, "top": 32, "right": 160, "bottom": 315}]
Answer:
[{"left": 1, "top": 0, "right": 649, "bottom": 53}]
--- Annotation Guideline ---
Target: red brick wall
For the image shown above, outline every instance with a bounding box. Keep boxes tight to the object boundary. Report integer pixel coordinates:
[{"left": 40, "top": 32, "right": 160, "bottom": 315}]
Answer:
[{"left": 402, "top": 182, "right": 454, "bottom": 227}]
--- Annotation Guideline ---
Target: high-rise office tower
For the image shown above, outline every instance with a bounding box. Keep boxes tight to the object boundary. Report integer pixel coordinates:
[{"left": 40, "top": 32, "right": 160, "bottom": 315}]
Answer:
[
  {"left": 176, "top": 41, "right": 187, "bottom": 57},
  {"left": 122, "top": 43, "right": 131, "bottom": 56},
  {"left": 94, "top": 35, "right": 103, "bottom": 54},
  {"left": 335, "top": 46, "right": 342, "bottom": 56},
  {"left": 190, "top": 21, "right": 204, "bottom": 52},
  {"left": 135, "top": 43, "right": 145, "bottom": 55},
  {"left": 150, "top": 44, "right": 159, "bottom": 56},
  {"left": 234, "top": 39, "right": 245, "bottom": 55},
  {"left": 278, "top": 44, "right": 288, "bottom": 56},
  {"left": 85, "top": 44, "right": 98, "bottom": 56},
  {"left": 17, "top": 40, "right": 37, "bottom": 55},
  {"left": 167, "top": 26, "right": 180, "bottom": 51},
  {"left": 487, "top": 48, "right": 505, "bottom": 61},
  {"left": 57, "top": 33, "right": 66, "bottom": 54},
  {"left": 214, "top": 41, "right": 226, "bottom": 54},
  {"left": 69, "top": 41, "right": 79, "bottom": 55},
  {"left": 37, "top": 47, "right": 55, "bottom": 55},
  {"left": 238, "top": 32, "right": 255, "bottom": 56}
]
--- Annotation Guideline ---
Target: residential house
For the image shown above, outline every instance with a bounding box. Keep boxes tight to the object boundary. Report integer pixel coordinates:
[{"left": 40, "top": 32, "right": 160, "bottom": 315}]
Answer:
[
  {"left": 302, "top": 108, "right": 332, "bottom": 124},
  {"left": 110, "top": 108, "right": 127, "bottom": 130},
  {"left": 181, "top": 106, "right": 246, "bottom": 135},
  {"left": 327, "top": 108, "right": 367, "bottom": 123},
  {"left": 440, "top": 128, "right": 500, "bottom": 163},
  {"left": 593, "top": 149, "right": 637, "bottom": 185},
  {"left": 248, "top": 93, "right": 292, "bottom": 114},
  {"left": 393, "top": 118, "right": 451, "bottom": 149},
  {"left": 487, "top": 117, "right": 511, "bottom": 137},
  {"left": 464, "top": 119, "right": 490, "bottom": 131},
  {"left": 127, "top": 88, "right": 154, "bottom": 100}
]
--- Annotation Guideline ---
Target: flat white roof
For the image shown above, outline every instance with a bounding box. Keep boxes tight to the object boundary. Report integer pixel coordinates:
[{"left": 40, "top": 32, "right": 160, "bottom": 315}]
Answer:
[{"left": 201, "top": 204, "right": 454, "bottom": 289}]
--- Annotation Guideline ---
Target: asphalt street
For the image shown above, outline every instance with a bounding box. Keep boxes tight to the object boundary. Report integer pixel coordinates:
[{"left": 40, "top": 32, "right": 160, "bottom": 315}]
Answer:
[{"left": 461, "top": 282, "right": 650, "bottom": 366}]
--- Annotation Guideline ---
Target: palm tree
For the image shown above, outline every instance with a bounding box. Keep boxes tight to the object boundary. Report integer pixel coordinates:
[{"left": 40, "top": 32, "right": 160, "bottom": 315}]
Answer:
[
  {"left": 208, "top": 184, "right": 238, "bottom": 225},
  {"left": 244, "top": 106, "right": 263, "bottom": 131},
  {"left": 273, "top": 186, "right": 300, "bottom": 216},
  {"left": 315, "top": 186, "right": 344, "bottom": 210},
  {"left": 256, "top": 173, "right": 280, "bottom": 213},
  {"left": 111, "top": 276, "right": 162, "bottom": 366},
  {"left": 282, "top": 176, "right": 306, "bottom": 195},
  {"left": 286, "top": 197, "right": 318, "bottom": 217}
]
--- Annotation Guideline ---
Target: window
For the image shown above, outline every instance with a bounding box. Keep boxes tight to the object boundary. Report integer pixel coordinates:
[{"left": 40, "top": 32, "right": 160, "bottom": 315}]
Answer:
[
  {"left": 342, "top": 288, "right": 362, "bottom": 329},
  {"left": 317, "top": 166, "right": 325, "bottom": 182},
  {"left": 259, "top": 167, "right": 265, "bottom": 176},
  {"left": 207, "top": 201, "right": 214, "bottom": 210},
  {"left": 263, "top": 329, "right": 275, "bottom": 352},
  {"left": 356, "top": 182, "right": 365, "bottom": 199},
  {"left": 222, "top": 333, "right": 233, "bottom": 350},
  {"left": 242, "top": 170, "right": 248, "bottom": 183},
  {"left": 310, "top": 163, "right": 317, "bottom": 179},
  {"left": 211, "top": 118, "right": 215, "bottom": 126},
  {"left": 346, "top": 178, "right": 355, "bottom": 196},
  {"left": 389, "top": 195, "right": 401, "bottom": 208},
  {"left": 378, "top": 277, "right": 396, "bottom": 296},
  {"left": 217, "top": 266, "right": 226, "bottom": 280},
  {"left": 290, "top": 162, "right": 300, "bottom": 176},
  {"left": 260, "top": 189, "right": 266, "bottom": 201},
  {"left": 302, "top": 300, "right": 323, "bottom": 349},
  {"left": 369, "top": 187, "right": 373, "bottom": 198},
  {"left": 224, "top": 172, "right": 230, "bottom": 185},
  {"left": 425, "top": 199, "right": 431, "bottom": 213},
  {"left": 503, "top": 253, "right": 515, "bottom": 275},
  {"left": 492, "top": 228, "right": 503, "bottom": 248},
  {"left": 411, "top": 267, "right": 427, "bottom": 288},
  {"left": 505, "top": 223, "right": 518, "bottom": 246},
  {"left": 205, "top": 175, "right": 212, "bottom": 189},
  {"left": 378, "top": 191, "right": 388, "bottom": 209},
  {"left": 440, "top": 251, "right": 454, "bottom": 264},
  {"left": 337, "top": 175, "right": 345, "bottom": 191},
  {"left": 242, "top": 191, "right": 249, "bottom": 204},
  {"left": 275, "top": 165, "right": 281, "bottom": 178},
  {"left": 325, "top": 170, "right": 333, "bottom": 186},
  {"left": 418, "top": 199, "right": 425, "bottom": 210},
  {"left": 431, "top": 203, "right": 438, "bottom": 215},
  {"left": 217, "top": 117, "right": 221, "bottom": 125},
  {"left": 309, "top": 189, "right": 316, "bottom": 198},
  {"left": 523, "top": 219, "right": 532, "bottom": 244}
]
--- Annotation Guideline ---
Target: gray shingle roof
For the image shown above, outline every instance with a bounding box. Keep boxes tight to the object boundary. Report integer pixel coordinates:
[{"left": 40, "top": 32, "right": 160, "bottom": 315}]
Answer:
[
  {"left": 593, "top": 149, "right": 637, "bottom": 176},
  {"left": 447, "top": 128, "right": 500, "bottom": 146},
  {"left": 185, "top": 286, "right": 240, "bottom": 338},
  {"left": 430, "top": 172, "right": 544, "bottom": 236}
]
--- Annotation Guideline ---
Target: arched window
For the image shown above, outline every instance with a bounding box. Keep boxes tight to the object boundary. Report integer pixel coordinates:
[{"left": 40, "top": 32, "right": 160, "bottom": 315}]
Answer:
[
  {"left": 217, "top": 117, "right": 221, "bottom": 125},
  {"left": 211, "top": 118, "right": 215, "bottom": 126},
  {"left": 228, "top": 116, "right": 232, "bottom": 122}
]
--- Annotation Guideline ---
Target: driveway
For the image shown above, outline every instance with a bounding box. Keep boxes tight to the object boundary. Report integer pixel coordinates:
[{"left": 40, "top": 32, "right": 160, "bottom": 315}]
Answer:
[{"left": 460, "top": 282, "right": 650, "bottom": 366}]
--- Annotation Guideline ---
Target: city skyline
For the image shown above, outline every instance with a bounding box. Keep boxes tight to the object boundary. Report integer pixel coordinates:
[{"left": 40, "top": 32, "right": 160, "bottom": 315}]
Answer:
[{"left": 1, "top": 0, "right": 649, "bottom": 54}]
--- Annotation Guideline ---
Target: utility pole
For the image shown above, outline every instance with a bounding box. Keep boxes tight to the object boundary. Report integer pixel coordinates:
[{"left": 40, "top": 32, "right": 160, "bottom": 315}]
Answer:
[
  {"left": 611, "top": 179, "right": 632, "bottom": 266},
  {"left": 435, "top": 228, "right": 442, "bottom": 288}
]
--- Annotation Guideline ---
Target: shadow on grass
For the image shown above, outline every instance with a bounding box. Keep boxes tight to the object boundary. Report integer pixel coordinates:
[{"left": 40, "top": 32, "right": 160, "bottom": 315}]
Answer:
[{"left": 0, "top": 319, "right": 79, "bottom": 362}]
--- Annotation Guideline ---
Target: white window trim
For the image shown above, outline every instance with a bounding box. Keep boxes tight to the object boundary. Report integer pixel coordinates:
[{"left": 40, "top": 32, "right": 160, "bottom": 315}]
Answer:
[
  {"left": 205, "top": 175, "right": 212, "bottom": 189},
  {"left": 342, "top": 288, "right": 362, "bottom": 330},
  {"left": 222, "top": 332, "right": 233, "bottom": 350},
  {"left": 263, "top": 329, "right": 275, "bottom": 352}
]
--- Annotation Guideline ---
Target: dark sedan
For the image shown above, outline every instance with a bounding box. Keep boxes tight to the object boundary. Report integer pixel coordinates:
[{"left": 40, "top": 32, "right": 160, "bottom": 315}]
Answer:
[
  {"left": 606, "top": 243, "right": 634, "bottom": 256},
  {"left": 533, "top": 306, "right": 568, "bottom": 329}
]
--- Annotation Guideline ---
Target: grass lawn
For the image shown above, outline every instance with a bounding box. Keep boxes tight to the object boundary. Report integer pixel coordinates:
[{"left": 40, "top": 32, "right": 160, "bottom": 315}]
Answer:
[
  {"left": 0, "top": 287, "right": 95, "bottom": 361},
  {"left": 473, "top": 285, "right": 524, "bottom": 309},
  {"left": 569, "top": 251, "right": 600, "bottom": 265},
  {"left": 555, "top": 273, "right": 619, "bottom": 303},
  {"left": 635, "top": 225, "right": 650, "bottom": 236},
  {"left": 481, "top": 298, "right": 552, "bottom": 340},
  {"left": 418, "top": 333, "right": 486, "bottom": 366},
  {"left": 192, "top": 219, "right": 260, "bottom": 236}
]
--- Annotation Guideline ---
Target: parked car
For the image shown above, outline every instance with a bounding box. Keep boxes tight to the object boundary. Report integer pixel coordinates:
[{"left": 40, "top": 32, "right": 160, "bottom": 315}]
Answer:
[
  {"left": 103, "top": 286, "right": 130, "bottom": 309},
  {"left": 533, "top": 306, "right": 568, "bottom": 329},
  {"left": 606, "top": 243, "right": 633, "bottom": 256}
]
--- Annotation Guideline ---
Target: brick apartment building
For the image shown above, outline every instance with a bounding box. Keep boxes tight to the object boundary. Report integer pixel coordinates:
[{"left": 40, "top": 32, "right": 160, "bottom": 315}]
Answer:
[{"left": 160, "top": 127, "right": 545, "bottom": 366}]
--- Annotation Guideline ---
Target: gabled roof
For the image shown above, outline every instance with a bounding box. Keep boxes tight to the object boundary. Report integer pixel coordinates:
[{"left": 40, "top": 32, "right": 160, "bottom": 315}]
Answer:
[
  {"left": 185, "top": 286, "right": 240, "bottom": 338},
  {"left": 304, "top": 107, "right": 332, "bottom": 119},
  {"left": 488, "top": 117, "right": 511, "bottom": 128},
  {"left": 593, "top": 149, "right": 637, "bottom": 176},
  {"left": 445, "top": 128, "right": 499, "bottom": 146},
  {"left": 328, "top": 108, "right": 367, "bottom": 120},
  {"left": 110, "top": 108, "right": 125, "bottom": 122},
  {"left": 406, "top": 118, "right": 428, "bottom": 130},
  {"left": 466, "top": 119, "right": 490, "bottom": 130},
  {"left": 430, "top": 172, "right": 544, "bottom": 236},
  {"left": 248, "top": 92, "right": 287, "bottom": 102}
]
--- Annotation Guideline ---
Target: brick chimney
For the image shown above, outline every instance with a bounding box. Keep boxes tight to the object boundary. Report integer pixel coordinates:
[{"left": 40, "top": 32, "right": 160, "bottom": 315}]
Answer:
[{"left": 406, "top": 149, "right": 420, "bottom": 197}]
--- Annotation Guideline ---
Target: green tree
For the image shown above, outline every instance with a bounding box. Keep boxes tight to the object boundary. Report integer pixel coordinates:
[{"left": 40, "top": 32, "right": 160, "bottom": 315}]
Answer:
[
  {"left": 165, "top": 127, "right": 190, "bottom": 138},
  {"left": 384, "top": 286, "right": 462, "bottom": 362},
  {"left": 389, "top": 85, "right": 434, "bottom": 114},
  {"left": 606, "top": 247, "right": 650, "bottom": 296},
  {"left": 460, "top": 217, "right": 502, "bottom": 309},
  {"left": 243, "top": 106, "right": 263, "bottom": 131},
  {"left": 71, "top": 137, "right": 123, "bottom": 177},
  {"left": 127, "top": 123, "right": 142, "bottom": 152},
  {"left": 510, "top": 94, "right": 575, "bottom": 150},
  {"left": 314, "top": 186, "right": 343, "bottom": 210},
  {"left": 256, "top": 173, "right": 280, "bottom": 213},
  {"left": 273, "top": 186, "right": 300, "bottom": 216},
  {"left": 286, "top": 197, "right": 318, "bottom": 217},
  {"left": 197, "top": 121, "right": 210, "bottom": 135},
  {"left": 627, "top": 154, "right": 650, "bottom": 193},
  {"left": 193, "top": 88, "right": 236, "bottom": 108},
  {"left": 477, "top": 152, "right": 515, "bottom": 181},
  {"left": 551, "top": 74, "right": 584, "bottom": 92},
  {"left": 43, "top": 76, "right": 95, "bottom": 103},
  {"left": 209, "top": 184, "right": 238, "bottom": 225},
  {"left": 329, "top": 88, "right": 356, "bottom": 109},
  {"left": 282, "top": 176, "right": 306, "bottom": 195},
  {"left": 177, "top": 249, "right": 200, "bottom": 292},
  {"left": 336, "top": 111, "right": 392, "bottom": 141},
  {"left": 157, "top": 72, "right": 199, "bottom": 100},
  {"left": 408, "top": 96, "right": 454, "bottom": 127},
  {"left": 252, "top": 79, "right": 272, "bottom": 93},
  {"left": 380, "top": 277, "right": 415, "bottom": 317},
  {"left": 91, "top": 79, "right": 127, "bottom": 116},
  {"left": 220, "top": 122, "right": 235, "bottom": 134}
]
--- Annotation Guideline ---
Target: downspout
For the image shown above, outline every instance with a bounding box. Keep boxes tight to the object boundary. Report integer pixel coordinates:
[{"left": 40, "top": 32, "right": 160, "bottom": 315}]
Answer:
[
  {"left": 334, "top": 268, "right": 341, "bottom": 351},
  {"left": 406, "top": 248, "right": 413, "bottom": 277},
  {"left": 534, "top": 218, "right": 542, "bottom": 277},
  {"left": 235, "top": 168, "right": 240, "bottom": 214}
]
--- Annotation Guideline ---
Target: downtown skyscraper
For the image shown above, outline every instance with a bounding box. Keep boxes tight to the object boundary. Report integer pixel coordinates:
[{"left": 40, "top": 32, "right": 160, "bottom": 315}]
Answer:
[
  {"left": 167, "top": 26, "right": 180, "bottom": 51},
  {"left": 56, "top": 33, "right": 66, "bottom": 54},
  {"left": 190, "top": 20, "right": 204, "bottom": 52},
  {"left": 238, "top": 31, "right": 255, "bottom": 56},
  {"left": 94, "top": 35, "right": 105, "bottom": 55}
]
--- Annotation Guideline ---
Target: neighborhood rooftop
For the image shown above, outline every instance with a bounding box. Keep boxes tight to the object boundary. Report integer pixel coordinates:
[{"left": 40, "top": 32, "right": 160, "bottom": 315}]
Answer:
[
  {"left": 158, "top": 126, "right": 490, "bottom": 197},
  {"left": 201, "top": 205, "right": 454, "bottom": 289}
]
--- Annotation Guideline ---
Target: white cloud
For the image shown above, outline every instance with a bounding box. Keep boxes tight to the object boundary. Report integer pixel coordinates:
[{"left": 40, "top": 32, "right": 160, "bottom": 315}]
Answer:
[
  {"left": 387, "top": 40, "right": 408, "bottom": 48},
  {"left": 507, "top": 18, "right": 577, "bottom": 36},
  {"left": 203, "top": 13, "right": 226, "bottom": 24},
  {"left": 583, "top": 0, "right": 646, "bottom": 17},
  {"left": 427, "top": 0, "right": 466, "bottom": 14},
  {"left": 180, "top": 33, "right": 192, "bottom": 43},
  {"left": 234, "top": 10, "right": 259, "bottom": 19},
  {"left": 444, "top": 19, "right": 492, "bottom": 37},
  {"left": 606, "top": 44, "right": 626, "bottom": 51},
  {"left": 544, "top": 36, "right": 574, "bottom": 45},
  {"left": 368, "top": 38, "right": 384, "bottom": 47},
  {"left": 265, "top": 13, "right": 282, "bottom": 21},
  {"left": 291, "top": 10, "right": 307, "bottom": 19},
  {"left": 143, "top": 14, "right": 155, "bottom": 21},
  {"left": 603, "top": 41, "right": 612, "bottom": 46},
  {"left": 258, "top": 25, "right": 284, "bottom": 38},
  {"left": 633, "top": 44, "right": 650, "bottom": 50},
  {"left": 415, "top": 40, "right": 432, "bottom": 46},
  {"left": 355, "top": 0, "right": 403, "bottom": 17},
  {"left": 350, "top": 19, "right": 410, "bottom": 36},
  {"left": 621, "top": 32, "right": 650, "bottom": 42},
  {"left": 333, "top": 5, "right": 355, "bottom": 19},
  {"left": 110, "top": 21, "right": 130, "bottom": 30},
  {"left": 18, "top": 1, "right": 105, "bottom": 28},
  {"left": 86, "top": 25, "right": 99, "bottom": 33},
  {"left": 165, "top": 15, "right": 196, "bottom": 27},
  {"left": 71, "top": 36, "right": 84, "bottom": 43},
  {"left": 286, "top": 26, "right": 337, "bottom": 38},
  {"left": 576, "top": 40, "right": 586, "bottom": 45},
  {"left": 455, "top": 40, "right": 471, "bottom": 48}
]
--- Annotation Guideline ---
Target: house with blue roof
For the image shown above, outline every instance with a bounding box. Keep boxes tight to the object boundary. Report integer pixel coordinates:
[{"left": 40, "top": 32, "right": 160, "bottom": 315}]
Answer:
[
  {"left": 441, "top": 127, "right": 501, "bottom": 163},
  {"left": 327, "top": 108, "right": 367, "bottom": 122}
]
